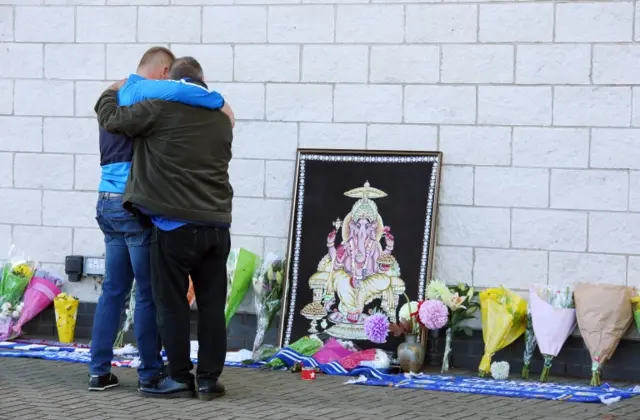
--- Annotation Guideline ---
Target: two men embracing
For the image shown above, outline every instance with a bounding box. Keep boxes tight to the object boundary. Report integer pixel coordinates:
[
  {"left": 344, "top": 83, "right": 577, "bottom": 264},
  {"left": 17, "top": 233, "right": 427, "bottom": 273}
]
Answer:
[{"left": 89, "top": 47, "right": 234, "bottom": 401}]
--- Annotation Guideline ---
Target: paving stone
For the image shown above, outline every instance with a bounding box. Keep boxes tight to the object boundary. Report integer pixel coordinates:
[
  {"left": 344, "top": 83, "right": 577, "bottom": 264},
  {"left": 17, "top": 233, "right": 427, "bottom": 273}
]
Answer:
[{"left": 0, "top": 357, "right": 639, "bottom": 419}]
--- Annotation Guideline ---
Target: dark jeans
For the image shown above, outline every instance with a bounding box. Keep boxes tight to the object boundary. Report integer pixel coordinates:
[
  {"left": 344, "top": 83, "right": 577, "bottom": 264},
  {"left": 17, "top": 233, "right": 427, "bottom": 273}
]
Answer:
[
  {"left": 150, "top": 224, "right": 230, "bottom": 383},
  {"left": 90, "top": 193, "right": 163, "bottom": 381}
]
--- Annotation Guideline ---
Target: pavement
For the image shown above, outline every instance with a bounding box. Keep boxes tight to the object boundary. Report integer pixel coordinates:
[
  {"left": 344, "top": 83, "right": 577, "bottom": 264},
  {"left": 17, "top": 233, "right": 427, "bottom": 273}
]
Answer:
[{"left": 0, "top": 357, "right": 639, "bottom": 420}]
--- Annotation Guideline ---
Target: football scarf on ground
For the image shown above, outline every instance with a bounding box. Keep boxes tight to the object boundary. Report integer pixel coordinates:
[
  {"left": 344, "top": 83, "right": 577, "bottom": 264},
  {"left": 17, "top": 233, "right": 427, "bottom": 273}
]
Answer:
[{"left": 0, "top": 341, "right": 638, "bottom": 404}]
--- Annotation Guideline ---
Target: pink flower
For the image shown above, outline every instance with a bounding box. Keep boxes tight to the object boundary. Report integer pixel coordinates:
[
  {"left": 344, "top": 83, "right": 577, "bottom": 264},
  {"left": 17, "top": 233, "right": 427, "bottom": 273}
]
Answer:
[
  {"left": 364, "top": 313, "right": 389, "bottom": 344},
  {"left": 418, "top": 299, "right": 449, "bottom": 330}
]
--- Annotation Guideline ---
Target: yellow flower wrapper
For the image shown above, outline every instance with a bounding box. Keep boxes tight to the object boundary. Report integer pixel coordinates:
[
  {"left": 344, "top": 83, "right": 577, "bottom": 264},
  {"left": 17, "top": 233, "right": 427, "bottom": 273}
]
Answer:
[
  {"left": 478, "top": 287, "right": 527, "bottom": 376},
  {"left": 53, "top": 293, "right": 79, "bottom": 344}
]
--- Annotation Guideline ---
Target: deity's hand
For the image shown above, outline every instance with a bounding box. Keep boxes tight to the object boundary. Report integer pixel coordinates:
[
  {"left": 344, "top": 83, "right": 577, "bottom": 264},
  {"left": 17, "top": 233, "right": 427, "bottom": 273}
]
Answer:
[
  {"left": 383, "top": 226, "right": 394, "bottom": 248},
  {"left": 326, "top": 230, "right": 337, "bottom": 247}
]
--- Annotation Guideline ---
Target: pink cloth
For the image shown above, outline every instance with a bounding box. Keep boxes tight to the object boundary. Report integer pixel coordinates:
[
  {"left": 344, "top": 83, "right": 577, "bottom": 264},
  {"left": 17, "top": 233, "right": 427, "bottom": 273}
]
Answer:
[
  {"left": 530, "top": 286, "right": 577, "bottom": 357},
  {"left": 338, "top": 348, "right": 377, "bottom": 370},
  {"left": 313, "top": 339, "right": 353, "bottom": 364}
]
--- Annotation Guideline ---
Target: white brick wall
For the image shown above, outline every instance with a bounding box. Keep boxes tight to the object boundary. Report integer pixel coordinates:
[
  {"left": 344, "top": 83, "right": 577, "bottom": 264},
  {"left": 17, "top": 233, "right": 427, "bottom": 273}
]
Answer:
[{"left": 2, "top": 0, "right": 640, "bottom": 303}]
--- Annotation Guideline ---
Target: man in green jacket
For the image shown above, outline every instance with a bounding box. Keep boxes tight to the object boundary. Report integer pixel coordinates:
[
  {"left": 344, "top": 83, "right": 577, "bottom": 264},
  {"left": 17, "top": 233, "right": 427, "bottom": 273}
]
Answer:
[{"left": 95, "top": 57, "right": 232, "bottom": 401}]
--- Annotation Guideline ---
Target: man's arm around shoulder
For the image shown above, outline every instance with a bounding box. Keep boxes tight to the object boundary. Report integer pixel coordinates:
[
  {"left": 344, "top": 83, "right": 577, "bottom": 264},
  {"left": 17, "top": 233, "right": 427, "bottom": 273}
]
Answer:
[{"left": 94, "top": 83, "right": 160, "bottom": 137}]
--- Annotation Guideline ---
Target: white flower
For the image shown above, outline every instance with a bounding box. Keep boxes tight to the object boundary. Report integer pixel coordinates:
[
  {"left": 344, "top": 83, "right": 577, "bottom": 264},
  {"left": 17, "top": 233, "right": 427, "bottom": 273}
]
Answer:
[
  {"left": 2, "top": 302, "right": 12, "bottom": 310},
  {"left": 11, "top": 310, "right": 20, "bottom": 319},
  {"left": 491, "top": 361, "right": 510, "bottom": 380}
]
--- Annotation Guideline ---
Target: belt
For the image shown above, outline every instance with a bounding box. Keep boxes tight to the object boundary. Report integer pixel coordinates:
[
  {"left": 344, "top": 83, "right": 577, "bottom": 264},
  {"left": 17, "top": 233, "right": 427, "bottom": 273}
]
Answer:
[{"left": 98, "top": 192, "right": 124, "bottom": 198}]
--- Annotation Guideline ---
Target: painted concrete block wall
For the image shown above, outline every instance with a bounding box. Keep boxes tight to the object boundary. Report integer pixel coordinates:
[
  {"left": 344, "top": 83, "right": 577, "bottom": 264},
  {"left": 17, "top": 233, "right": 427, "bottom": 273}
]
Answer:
[{"left": 1, "top": 0, "right": 639, "bottom": 304}]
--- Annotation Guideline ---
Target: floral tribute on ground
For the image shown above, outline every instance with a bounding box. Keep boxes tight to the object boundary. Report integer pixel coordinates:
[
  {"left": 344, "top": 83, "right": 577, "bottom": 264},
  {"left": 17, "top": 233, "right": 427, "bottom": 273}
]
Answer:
[
  {"left": 529, "top": 286, "right": 576, "bottom": 382},
  {"left": 424, "top": 280, "right": 479, "bottom": 373},
  {"left": 478, "top": 287, "right": 527, "bottom": 377},
  {"left": 574, "top": 283, "right": 633, "bottom": 386},
  {"left": 252, "top": 254, "right": 286, "bottom": 356},
  {"left": 0, "top": 245, "right": 64, "bottom": 341}
]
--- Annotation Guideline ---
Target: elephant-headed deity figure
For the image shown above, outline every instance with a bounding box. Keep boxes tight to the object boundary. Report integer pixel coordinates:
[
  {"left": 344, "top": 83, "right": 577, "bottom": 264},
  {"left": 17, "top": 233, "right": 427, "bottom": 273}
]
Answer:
[{"left": 301, "top": 181, "right": 406, "bottom": 341}]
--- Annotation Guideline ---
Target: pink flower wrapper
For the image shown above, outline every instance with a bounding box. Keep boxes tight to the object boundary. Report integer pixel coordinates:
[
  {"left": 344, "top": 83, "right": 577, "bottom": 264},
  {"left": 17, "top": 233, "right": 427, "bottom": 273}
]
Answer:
[
  {"left": 314, "top": 338, "right": 354, "bottom": 364},
  {"left": 12, "top": 276, "right": 60, "bottom": 336},
  {"left": 529, "top": 287, "right": 576, "bottom": 357}
]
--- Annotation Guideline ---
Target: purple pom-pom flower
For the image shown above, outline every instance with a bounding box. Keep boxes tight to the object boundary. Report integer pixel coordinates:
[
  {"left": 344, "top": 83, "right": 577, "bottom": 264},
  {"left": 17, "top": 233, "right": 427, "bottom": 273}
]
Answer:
[
  {"left": 364, "top": 313, "right": 389, "bottom": 344},
  {"left": 419, "top": 299, "right": 449, "bottom": 330}
]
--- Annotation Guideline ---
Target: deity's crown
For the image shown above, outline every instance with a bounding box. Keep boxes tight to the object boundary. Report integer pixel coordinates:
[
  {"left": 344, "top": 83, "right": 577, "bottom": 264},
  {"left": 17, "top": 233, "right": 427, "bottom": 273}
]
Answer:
[{"left": 344, "top": 181, "right": 387, "bottom": 222}]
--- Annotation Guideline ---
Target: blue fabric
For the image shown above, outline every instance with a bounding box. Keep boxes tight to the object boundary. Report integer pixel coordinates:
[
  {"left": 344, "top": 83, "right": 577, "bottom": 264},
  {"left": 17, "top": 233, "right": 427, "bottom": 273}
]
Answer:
[
  {"left": 137, "top": 206, "right": 186, "bottom": 231},
  {"left": 90, "top": 195, "right": 163, "bottom": 381},
  {"left": 98, "top": 161, "right": 131, "bottom": 194},
  {"left": 118, "top": 74, "right": 224, "bottom": 109},
  {"left": 98, "top": 129, "right": 133, "bottom": 193},
  {"left": 0, "top": 342, "right": 637, "bottom": 404}
]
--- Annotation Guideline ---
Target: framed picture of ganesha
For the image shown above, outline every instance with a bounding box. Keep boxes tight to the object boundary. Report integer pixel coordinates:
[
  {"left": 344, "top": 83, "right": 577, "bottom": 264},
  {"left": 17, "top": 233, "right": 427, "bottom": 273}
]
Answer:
[{"left": 279, "top": 149, "right": 442, "bottom": 354}]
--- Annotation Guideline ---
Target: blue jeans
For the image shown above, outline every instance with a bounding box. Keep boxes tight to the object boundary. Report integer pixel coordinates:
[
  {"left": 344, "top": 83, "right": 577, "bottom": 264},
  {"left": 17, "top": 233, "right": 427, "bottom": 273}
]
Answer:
[{"left": 89, "top": 193, "right": 163, "bottom": 382}]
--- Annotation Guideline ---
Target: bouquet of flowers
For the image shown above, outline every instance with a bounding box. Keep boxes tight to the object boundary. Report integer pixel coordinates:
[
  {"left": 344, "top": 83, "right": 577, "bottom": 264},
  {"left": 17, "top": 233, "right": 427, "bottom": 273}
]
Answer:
[
  {"left": 252, "top": 253, "right": 285, "bottom": 356},
  {"left": 54, "top": 292, "right": 80, "bottom": 343},
  {"left": 574, "top": 283, "right": 632, "bottom": 386},
  {"left": 520, "top": 310, "right": 537, "bottom": 379},
  {"left": 529, "top": 285, "right": 576, "bottom": 382},
  {"left": 114, "top": 280, "right": 137, "bottom": 349},
  {"left": 425, "top": 280, "right": 479, "bottom": 373},
  {"left": 0, "top": 301, "right": 24, "bottom": 340},
  {"left": 0, "top": 246, "right": 38, "bottom": 307},
  {"left": 225, "top": 248, "right": 260, "bottom": 326},
  {"left": 114, "top": 276, "right": 196, "bottom": 348},
  {"left": 478, "top": 287, "right": 527, "bottom": 377},
  {"left": 631, "top": 289, "right": 640, "bottom": 334},
  {"left": 12, "top": 269, "right": 63, "bottom": 337}
]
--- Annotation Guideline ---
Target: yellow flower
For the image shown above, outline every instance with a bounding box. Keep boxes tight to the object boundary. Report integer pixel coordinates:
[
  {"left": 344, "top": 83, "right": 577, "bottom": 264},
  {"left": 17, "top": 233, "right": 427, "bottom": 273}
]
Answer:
[
  {"left": 12, "top": 263, "right": 34, "bottom": 279},
  {"left": 426, "top": 279, "right": 454, "bottom": 303}
]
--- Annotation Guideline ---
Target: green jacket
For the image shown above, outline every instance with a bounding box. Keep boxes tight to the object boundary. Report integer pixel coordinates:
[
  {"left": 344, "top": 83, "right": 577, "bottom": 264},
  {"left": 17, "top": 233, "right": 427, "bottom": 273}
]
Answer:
[{"left": 94, "top": 89, "right": 233, "bottom": 225}]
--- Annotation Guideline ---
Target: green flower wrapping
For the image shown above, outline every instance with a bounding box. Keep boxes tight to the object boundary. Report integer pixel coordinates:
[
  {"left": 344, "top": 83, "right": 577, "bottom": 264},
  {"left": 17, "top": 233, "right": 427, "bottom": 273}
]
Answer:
[
  {"left": 263, "top": 336, "right": 323, "bottom": 369},
  {"left": 224, "top": 248, "right": 260, "bottom": 326}
]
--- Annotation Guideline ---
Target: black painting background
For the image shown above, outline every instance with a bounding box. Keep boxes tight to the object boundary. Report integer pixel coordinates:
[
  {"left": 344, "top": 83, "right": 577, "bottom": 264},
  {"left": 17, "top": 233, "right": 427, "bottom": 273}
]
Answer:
[{"left": 283, "top": 154, "right": 438, "bottom": 354}]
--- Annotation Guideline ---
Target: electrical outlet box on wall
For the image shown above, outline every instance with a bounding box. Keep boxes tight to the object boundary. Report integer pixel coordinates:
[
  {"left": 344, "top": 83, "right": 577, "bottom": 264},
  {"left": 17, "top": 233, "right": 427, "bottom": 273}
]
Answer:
[{"left": 83, "top": 257, "right": 106, "bottom": 276}]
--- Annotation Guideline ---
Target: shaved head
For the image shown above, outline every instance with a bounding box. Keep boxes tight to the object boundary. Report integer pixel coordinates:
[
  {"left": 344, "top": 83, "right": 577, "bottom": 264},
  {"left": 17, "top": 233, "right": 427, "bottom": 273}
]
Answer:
[
  {"left": 169, "top": 56, "right": 204, "bottom": 81},
  {"left": 136, "top": 46, "right": 176, "bottom": 80}
]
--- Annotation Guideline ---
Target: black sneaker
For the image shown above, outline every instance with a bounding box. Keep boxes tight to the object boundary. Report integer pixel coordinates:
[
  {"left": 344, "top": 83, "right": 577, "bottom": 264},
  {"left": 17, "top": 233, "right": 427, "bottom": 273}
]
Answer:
[
  {"left": 138, "top": 370, "right": 168, "bottom": 391},
  {"left": 196, "top": 378, "right": 225, "bottom": 401},
  {"left": 88, "top": 373, "right": 119, "bottom": 391}
]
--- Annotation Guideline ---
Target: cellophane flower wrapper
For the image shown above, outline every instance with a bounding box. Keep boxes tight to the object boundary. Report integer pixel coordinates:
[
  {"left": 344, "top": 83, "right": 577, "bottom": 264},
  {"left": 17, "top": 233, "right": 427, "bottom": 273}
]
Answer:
[
  {"left": 574, "top": 283, "right": 632, "bottom": 386},
  {"left": 521, "top": 310, "right": 537, "bottom": 379},
  {"left": 263, "top": 335, "right": 323, "bottom": 369},
  {"left": 631, "top": 289, "right": 640, "bottom": 334},
  {"left": 225, "top": 248, "right": 260, "bottom": 326},
  {"left": 529, "top": 285, "right": 576, "bottom": 382},
  {"left": 251, "top": 253, "right": 285, "bottom": 356},
  {"left": 12, "top": 271, "right": 62, "bottom": 337},
  {"left": 0, "top": 316, "right": 13, "bottom": 341},
  {"left": 0, "top": 246, "right": 38, "bottom": 306},
  {"left": 427, "top": 281, "right": 479, "bottom": 373},
  {"left": 478, "top": 287, "right": 527, "bottom": 377},
  {"left": 54, "top": 293, "right": 79, "bottom": 344},
  {"left": 114, "top": 280, "right": 136, "bottom": 348}
]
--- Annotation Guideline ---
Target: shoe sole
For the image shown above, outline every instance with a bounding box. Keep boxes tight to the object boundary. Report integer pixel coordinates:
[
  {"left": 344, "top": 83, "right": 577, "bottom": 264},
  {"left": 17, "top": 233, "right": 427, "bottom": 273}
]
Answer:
[
  {"left": 88, "top": 383, "right": 120, "bottom": 392},
  {"left": 196, "top": 391, "right": 225, "bottom": 401},
  {"left": 139, "top": 389, "right": 195, "bottom": 399}
]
